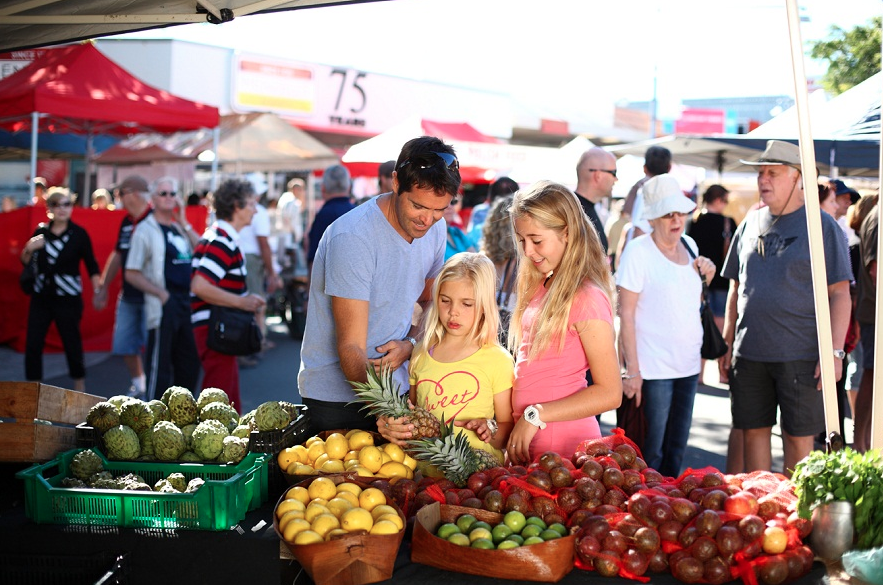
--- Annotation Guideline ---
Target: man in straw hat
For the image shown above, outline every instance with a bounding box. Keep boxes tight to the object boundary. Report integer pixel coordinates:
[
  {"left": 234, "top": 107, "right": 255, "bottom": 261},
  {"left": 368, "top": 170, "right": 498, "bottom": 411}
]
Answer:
[{"left": 718, "top": 140, "right": 852, "bottom": 476}]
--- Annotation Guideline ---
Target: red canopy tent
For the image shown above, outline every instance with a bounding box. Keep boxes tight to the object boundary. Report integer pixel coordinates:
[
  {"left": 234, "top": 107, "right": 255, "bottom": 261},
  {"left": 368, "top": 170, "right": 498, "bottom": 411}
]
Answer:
[
  {"left": 0, "top": 42, "right": 219, "bottom": 356},
  {"left": 0, "top": 42, "right": 220, "bottom": 198}
]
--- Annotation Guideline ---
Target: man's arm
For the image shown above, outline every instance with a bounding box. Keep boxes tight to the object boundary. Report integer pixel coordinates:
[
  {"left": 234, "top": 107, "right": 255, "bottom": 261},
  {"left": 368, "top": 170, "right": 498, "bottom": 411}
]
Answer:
[
  {"left": 719, "top": 279, "right": 739, "bottom": 383},
  {"left": 827, "top": 280, "right": 852, "bottom": 383},
  {"left": 331, "top": 296, "right": 371, "bottom": 384},
  {"left": 93, "top": 250, "right": 121, "bottom": 309},
  {"left": 258, "top": 235, "right": 282, "bottom": 294},
  {"left": 125, "top": 269, "right": 169, "bottom": 305}
]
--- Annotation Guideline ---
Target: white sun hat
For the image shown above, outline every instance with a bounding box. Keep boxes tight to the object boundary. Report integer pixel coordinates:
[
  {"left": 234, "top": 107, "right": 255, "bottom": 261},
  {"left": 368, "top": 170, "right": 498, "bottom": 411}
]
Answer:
[{"left": 641, "top": 174, "right": 696, "bottom": 220}]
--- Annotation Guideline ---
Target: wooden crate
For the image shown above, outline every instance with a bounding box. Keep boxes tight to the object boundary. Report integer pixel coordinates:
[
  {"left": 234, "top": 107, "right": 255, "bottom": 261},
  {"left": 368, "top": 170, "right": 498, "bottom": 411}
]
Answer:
[{"left": 0, "top": 382, "right": 104, "bottom": 462}]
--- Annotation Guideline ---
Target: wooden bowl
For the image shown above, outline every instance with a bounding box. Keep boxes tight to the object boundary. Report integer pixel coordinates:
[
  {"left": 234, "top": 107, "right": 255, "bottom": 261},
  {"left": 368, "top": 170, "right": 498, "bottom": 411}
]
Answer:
[
  {"left": 274, "top": 475, "right": 405, "bottom": 585},
  {"left": 411, "top": 502, "right": 577, "bottom": 582}
]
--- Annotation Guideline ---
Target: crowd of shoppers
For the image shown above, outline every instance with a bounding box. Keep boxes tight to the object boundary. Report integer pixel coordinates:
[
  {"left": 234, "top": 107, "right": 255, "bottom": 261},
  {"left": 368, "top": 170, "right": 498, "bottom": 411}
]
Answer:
[{"left": 14, "top": 136, "right": 878, "bottom": 480}]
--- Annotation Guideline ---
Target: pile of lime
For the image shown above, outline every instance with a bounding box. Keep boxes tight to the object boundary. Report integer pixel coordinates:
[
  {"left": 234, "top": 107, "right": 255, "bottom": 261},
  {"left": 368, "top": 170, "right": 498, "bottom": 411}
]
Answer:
[{"left": 434, "top": 511, "right": 568, "bottom": 549}]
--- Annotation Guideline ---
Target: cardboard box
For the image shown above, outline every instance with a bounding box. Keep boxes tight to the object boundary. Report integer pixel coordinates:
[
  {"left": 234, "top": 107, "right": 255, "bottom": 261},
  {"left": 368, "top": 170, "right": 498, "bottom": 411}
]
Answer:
[{"left": 0, "top": 382, "right": 103, "bottom": 462}]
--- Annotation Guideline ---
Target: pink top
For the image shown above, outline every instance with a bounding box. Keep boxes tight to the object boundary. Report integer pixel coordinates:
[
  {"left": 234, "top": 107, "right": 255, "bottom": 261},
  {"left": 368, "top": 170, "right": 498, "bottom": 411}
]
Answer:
[{"left": 513, "top": 282, "right": 613, "bottom": 460}]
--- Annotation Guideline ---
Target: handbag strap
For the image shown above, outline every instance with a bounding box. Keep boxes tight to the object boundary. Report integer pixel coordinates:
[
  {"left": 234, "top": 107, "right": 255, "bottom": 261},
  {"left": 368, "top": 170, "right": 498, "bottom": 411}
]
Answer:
[
  {"left": 680, "top": 236, "right": 711, "bottom": 300},
  {"left": 497, "top": 259, "right": 515, "bottom": 306}
]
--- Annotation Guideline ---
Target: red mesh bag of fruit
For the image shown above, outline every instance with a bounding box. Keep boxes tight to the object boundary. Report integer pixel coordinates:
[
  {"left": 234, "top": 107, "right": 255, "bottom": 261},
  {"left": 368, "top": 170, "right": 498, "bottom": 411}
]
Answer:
[{"left": 575, "top": 427, "right": 645, "bottom": 463}]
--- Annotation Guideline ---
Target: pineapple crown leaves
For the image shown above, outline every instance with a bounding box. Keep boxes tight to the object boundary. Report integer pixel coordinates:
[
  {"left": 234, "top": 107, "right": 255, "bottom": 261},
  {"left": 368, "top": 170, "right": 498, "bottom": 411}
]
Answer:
[{"left": 346, "top": 363, "right": 410, "bottom": 418}]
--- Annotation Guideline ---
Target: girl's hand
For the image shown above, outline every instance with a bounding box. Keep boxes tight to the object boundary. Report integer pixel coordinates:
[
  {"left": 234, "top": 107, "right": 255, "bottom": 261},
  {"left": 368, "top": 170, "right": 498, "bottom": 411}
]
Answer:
[
  {"left": 455, "top": 419, "right": 493, "bottom": 443},
  {"left": 622, "top": 375, "right": 643, "bottom": 406},
  {"left": 376, "top": 415, "right": 414, "bottom": 446},
  {"left": 506, "top": 418, "right": 539, "bottom": 466}
]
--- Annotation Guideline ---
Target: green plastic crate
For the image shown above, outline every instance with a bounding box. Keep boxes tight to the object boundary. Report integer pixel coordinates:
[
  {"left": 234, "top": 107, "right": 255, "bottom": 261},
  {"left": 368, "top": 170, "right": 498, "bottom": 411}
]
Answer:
[{"left": 16, "top": 448, "right": 269, "bottom": 531}]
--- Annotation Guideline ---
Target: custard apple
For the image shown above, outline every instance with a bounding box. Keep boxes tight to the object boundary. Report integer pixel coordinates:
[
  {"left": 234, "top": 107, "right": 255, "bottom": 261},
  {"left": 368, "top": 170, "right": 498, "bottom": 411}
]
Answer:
[
  {"left": 221, "top": 436, "right": 248, "bottom": 464},
  {"left": 196, "top": 387, "right": 230, "bottom": 412},
  {"left": 91, "top": 478, "right": 121, "bottom": 490},
  {"left": 186, "top": 477, "right": 205, "bottom": 493},
  {"left": 120, "top": 400, "right": 154, "bottom": 434},
  {"left": 239, "top": 409, "right": 257, "bottom": 431},
  {"left": 167, "top": 388, "right": 198, "bottom": 427},
  {"left": 199, "top": 402, "right": 239, "bottom": 433},
  {"left": 88, "top": 471, "right": 114, "bottom": 485},
  {"left": 279, "top": 401, "right": 300, "bottom": 421},
  {"left": 70, "top": 449, "right": 104, "bottom": 481},
  {"left": 137, "top": 428, "right": 155, "bottom": 458},
  {"left": 153, "top": 421, "right": 186, "bottom": 461},
  {"left": 85, "top": 402, "right": 120, "bottom": 434},
  {"left": 179, "top": 451, "right": 201, "bottom": 462},
  {"left": 61, "top": 477, "right": 87, "bottom": 488},
  {"left": 232, "top": 424, "right": 252, "bottom": 439},
  {"left": 146, "top": 400, "right": 170, "bottom": 423},
  {"left": 160, "top": 386, "right": 182, "bottom": 406},
  {"left": 191, "top": 419, "right": 228, "bottom": 460},
  {"left": 166, "top": 472, "right": 187, "bottom": 492},
  {"left": 123, "top": 481, "right": 153, "bottom": 491},
  {"left": 103, "top": 425, "right": 141, "bottom": 460},
  {"left": 254, "top": 401, "right": 290, "bottom": 432},
  {"left": 107, "top": 395, "right": 132, "bottom": 412},
  {"left": 181, "top": 423, "right": 197, "bottom": 449},
  {"left": 117, "top": 473, "right": 146, "bottom": 487},
  {"left": 154, "top": 479, "right": 179, "bottom": 492}
]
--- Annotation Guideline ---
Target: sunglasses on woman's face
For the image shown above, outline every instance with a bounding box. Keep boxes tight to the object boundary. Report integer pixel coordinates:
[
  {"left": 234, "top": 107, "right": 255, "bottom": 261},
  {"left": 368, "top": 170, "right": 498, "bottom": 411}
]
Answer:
[{"left": 49, "top": 201, "right": 73, "bottom": 209}]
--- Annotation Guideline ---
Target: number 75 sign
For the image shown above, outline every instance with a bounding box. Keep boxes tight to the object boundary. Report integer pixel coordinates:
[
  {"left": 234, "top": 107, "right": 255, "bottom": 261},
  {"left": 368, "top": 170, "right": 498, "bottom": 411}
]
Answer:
[{"left": 232, "top": 52, "right": 511, "bottom": 136}]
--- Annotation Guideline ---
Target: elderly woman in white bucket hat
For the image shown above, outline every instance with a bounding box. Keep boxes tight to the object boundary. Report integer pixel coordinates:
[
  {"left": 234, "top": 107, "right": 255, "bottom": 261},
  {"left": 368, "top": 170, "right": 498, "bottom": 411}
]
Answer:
[{"left": 615, "top": 174, "right": 717, "bottom": 477}]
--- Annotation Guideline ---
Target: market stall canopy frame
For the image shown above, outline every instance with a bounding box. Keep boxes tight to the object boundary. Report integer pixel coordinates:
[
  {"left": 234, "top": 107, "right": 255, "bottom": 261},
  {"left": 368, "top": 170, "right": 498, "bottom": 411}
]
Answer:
[{"left": 0, "top": 0, "right": 389, "bottom": 54}]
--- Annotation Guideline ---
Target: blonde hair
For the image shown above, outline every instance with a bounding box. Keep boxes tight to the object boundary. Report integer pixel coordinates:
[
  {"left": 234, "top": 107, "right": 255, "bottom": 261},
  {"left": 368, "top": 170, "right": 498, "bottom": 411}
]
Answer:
[
  {"left": 507, "top": 180, "right": 615, "bottom": 358},
  {"left": 412, "top": 253, "right": 501, "bottom": 373}
]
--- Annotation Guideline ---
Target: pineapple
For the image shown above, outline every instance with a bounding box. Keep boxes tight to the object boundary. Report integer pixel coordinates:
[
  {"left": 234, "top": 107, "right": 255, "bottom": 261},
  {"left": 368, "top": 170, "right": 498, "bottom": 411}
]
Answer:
[
  {"left": 406, "top": 417, "right": 500, "bottom": 487},
  {"left": 348, "top": 364, "right": 440, "bottom": 440}
]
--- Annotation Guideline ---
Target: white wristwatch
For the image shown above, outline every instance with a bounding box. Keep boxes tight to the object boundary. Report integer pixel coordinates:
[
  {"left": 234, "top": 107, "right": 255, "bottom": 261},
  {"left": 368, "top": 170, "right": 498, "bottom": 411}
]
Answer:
[
  {"left": 523, "top": 404, "right": 546, "bottom": 430},
  {"left": 833, "top": 349, "right": 846, "bottom": 360}
]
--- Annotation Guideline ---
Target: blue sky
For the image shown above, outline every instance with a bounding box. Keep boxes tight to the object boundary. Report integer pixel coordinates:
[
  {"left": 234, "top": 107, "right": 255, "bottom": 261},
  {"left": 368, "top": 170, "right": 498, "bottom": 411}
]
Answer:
[{"left": 116, "top": 0, "right": 880, "bottom": 125}]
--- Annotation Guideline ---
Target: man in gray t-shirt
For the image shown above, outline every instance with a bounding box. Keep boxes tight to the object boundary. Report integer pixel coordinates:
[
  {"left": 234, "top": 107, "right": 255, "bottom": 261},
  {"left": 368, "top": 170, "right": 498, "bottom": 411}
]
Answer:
[
  {"left": 297, "top": 136, "right": 461, "bottom": 435},
  {"left": 719, "top": 140, "right": 852, "bottom": 477}
]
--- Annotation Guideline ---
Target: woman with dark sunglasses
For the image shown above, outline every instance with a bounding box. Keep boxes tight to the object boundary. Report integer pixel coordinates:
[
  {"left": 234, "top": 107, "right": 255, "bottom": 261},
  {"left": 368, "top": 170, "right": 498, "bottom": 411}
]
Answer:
[{"left": 20, "top": 187, "right": 100, "bottom": 391}]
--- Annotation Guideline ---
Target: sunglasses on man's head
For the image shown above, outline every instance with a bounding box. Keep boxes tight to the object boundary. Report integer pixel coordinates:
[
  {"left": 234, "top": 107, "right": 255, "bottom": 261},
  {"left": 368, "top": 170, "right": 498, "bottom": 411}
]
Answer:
[{"left": 398, "top": 151, "right": 459, "bottom": 172}]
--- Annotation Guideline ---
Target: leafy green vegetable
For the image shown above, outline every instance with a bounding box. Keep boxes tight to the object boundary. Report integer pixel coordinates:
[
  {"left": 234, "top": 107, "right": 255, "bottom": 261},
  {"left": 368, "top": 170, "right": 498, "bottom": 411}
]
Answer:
[{"left": 792, "top": 448, "right": 883, "bottom": 550}]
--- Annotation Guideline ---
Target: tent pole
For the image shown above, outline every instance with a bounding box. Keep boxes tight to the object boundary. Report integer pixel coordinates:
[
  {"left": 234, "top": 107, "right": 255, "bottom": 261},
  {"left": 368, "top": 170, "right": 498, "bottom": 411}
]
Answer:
[
  {"left": 211, "top": 126, "right": 220, "bottom": 192},
  {"left": 786, "top": 0, "right": 840, "bottom": 446},
  {"left": 30, "top": 112, "right": 39, "bottom": 203},
  {"left": 84, "top": 128, "right": 93, "bottom": 204},
  {"left": 871, "top": 29, "right": 883, "bottom": 450}
]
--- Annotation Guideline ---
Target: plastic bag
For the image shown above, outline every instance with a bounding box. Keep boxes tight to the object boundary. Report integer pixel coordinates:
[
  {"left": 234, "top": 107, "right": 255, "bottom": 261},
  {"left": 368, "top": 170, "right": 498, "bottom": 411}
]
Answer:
[{"left": 843, "top": 546, "right": 883, "bottom": 585}]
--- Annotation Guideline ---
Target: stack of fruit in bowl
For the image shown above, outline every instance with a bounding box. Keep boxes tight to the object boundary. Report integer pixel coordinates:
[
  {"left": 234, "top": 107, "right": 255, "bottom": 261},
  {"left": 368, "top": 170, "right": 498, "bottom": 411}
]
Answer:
[
  {"left": 435, "top": 510, "right": 569, "bottom": 550},
  {"left": 274, "top": 474, "right": 407, "bottom": 585},
  {"left": 277, "top": 429, "right": 417, "bottom": 480}
]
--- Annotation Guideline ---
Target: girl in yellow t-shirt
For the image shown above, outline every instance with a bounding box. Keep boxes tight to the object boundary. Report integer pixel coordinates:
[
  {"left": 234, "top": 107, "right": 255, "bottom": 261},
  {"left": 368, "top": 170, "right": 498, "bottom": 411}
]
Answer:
[{"left": 409, "top": 252, "right": 514, "bottom": 463}]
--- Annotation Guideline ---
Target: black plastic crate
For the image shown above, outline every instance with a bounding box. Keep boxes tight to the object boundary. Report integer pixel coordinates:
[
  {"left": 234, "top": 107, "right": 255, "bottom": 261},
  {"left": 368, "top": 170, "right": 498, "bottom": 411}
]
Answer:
[
  {"left": 75, "top": 422, "right": 100, "bottom": 449},
  {"left": 246, "top": 405, "right": 310, "bottom": 453},
  {"left": 0, "top": 551, "right": 129, "bottom": 585}
]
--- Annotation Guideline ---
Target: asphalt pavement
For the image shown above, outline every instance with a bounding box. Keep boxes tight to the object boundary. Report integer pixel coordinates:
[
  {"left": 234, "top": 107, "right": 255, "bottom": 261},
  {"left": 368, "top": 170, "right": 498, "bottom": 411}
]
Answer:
[{"left": 0, "top": 316, "right": 786, "bottom": 475}]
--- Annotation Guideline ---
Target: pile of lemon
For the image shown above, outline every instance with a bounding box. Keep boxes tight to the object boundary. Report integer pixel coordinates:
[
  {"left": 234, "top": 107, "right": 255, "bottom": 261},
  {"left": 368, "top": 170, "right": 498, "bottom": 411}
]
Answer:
[
  {"left": 277, "top": 430, "right": 417, "bottom": 480},
  {"left": 276, "top": 476, "right": 405, "bottom": 544}
]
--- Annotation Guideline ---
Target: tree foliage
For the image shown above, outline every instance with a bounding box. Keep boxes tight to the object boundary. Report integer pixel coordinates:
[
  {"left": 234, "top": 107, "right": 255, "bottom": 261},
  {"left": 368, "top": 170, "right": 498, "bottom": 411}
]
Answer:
[{"left": 809, "top": 17, "right": 881, "bottom": 95}]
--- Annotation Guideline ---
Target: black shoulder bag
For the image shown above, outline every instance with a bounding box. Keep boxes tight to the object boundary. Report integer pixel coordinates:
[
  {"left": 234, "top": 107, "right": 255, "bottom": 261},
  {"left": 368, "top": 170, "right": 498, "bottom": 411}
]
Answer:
[
  {"left": 681, "top": 237, "right": 728, "bottom": 360},
  {"left": 207, "top": 306, "right": 263, "bottom": 356},
  {"left": 19, "top": 251, "right": 40, "bottom": 295}
]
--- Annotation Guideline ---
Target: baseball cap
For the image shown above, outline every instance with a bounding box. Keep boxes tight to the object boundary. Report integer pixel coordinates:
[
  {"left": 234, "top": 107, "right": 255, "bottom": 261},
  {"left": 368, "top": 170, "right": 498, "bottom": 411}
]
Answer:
[
  {"left": 117, "top": 175, "right": 149, "bottom": 193},
  {"left": 830, "top": 179, "right": 860, "bottom": 205}
]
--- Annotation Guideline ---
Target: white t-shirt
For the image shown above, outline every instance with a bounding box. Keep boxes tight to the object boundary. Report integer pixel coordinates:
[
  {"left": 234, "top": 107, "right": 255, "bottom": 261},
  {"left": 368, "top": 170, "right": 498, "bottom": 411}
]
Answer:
[
  {"left": 615, "top": 234, "right": 703, "bottom": 379},
  {"left": 238, "top": 203, "right": 271, "bottom": 255},
  {"left": 276, "top": 192, "right": 304, "bottom": 243}
]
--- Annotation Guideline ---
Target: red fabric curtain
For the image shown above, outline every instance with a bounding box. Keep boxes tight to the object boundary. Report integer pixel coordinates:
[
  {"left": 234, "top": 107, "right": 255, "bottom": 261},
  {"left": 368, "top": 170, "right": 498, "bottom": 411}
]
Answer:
[{"left": 0, "top": 205, "right": 207, "bottom": 353}]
